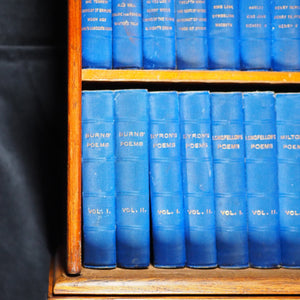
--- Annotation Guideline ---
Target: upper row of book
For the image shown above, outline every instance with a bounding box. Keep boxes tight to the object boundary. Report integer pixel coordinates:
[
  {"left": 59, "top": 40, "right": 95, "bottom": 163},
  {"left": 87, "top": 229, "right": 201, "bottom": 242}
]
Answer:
[{"left": 82, "top": 0, "right": 300, "bottom": 71}]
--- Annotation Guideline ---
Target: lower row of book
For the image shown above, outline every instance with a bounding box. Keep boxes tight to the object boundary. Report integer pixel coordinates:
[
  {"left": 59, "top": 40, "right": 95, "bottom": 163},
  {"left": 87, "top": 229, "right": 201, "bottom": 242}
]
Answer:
[{"left": 82, "top": 90, "right": 300, "bottom": 269}]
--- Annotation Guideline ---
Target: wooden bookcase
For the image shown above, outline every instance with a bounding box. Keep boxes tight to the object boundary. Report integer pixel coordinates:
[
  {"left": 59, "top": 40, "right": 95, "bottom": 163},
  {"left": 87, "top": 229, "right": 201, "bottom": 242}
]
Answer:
[{"left": 49, "top": 0, "right": 300, "bottom": 298}]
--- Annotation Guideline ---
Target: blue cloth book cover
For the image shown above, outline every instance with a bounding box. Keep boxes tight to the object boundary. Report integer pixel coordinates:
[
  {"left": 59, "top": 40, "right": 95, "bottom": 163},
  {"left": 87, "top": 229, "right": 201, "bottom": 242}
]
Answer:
[
  {"left": 207, "top": 0, "right": 239, "bottom": 69},
  {"left": 240, "top": 0, "right": 271, "bottom": 70},
  {"left": 179, "top": 91, "right": 217, "bottom": 268},
  {"left": 211, "top": 92, "right": 248, "bottom": 268},
  {"left": 276, "top": 93, "right": 300, "bottom": 267},
  {"left": 112, "top": 0, "right": 143, "bottom": 68},
  {"left": 272, "top": 0, "right": 300, "bottom": 70},
  {"left": 82, "top": 90, "right": 116, "bottom": 268},
  {"left": 114, "top": 89, "right": 150, "bottom": 268},
  {"left": 176, "top": 0, "right": 208, "bottom": 69},
  {"left": 82, "top": 0, "right": 112, "bottom": 68},
  {"left": 149, "top": 91, "right": 186, "bottom": 268},
  {"left": 243, "top": 92, "right": 281, "bottom": 268},
  {"left": 143, "top": 0, "right": 176, "bottom": 69}
]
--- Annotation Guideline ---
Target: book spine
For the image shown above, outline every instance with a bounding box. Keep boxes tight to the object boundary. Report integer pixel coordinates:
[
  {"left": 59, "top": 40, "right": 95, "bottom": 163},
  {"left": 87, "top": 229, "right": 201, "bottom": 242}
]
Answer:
[
  {"left": 243, "top": 92, "right": 281, "bottom": 268},
  {"left": 112, "top": 0, "right": 143, "bottom": 68},
  {"left": 272, "top": 1, "right": 300, "bottom": 71},
  {"left": 143, "top": 0, "right": 176, "bottom": 69},
  {"left": 211, "top": 92, "right": 248, "bottom": 268},
  {"left": 149, "top": 92, "right": 185, "bottom": 268},
  {"left": 207, "top": 0, "right": 239, "bottom": 69},
  {"left": 82, "top": 0, "right": 112, "bottom": 68},
  {"left": 114, "top": 89, "right": 150, "bottom": 268},
  {"left": 175, "top": 0, "right": 208, "bottom": 69},
  {"left": 276, "top": 93, "right": 300, "bottom": 267},
  {"left": 179, "top": 91, "right": 217, "bottom": 268},
  {"left": 81, "top": 91, "right": 116, "bottom": 268},
  {"left": 240, "top": 0, "right": 271, "bottom": 70}
]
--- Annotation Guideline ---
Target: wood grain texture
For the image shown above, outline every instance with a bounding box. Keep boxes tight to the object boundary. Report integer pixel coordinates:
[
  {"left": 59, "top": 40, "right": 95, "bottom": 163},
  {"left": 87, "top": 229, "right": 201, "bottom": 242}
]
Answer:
[
  {"left": 53, "top": 260, "right": 300, "bottom": 296},
  {"left": 49, "top": 297, "right": 300, "bottom": 300},
  {"left": 50, "top": 258, "right": 300, "bottom": 298},
  {"left": 67, "top": 0, "right": 82, "bottom": 275},
  {"left": 82, "top": 69, "right": 300, "bottom": 83}
]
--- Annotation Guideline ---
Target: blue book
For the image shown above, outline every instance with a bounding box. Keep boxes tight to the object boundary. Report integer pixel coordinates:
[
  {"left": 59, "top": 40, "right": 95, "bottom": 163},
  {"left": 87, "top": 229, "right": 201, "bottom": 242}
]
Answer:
[
  {"left": 276, "top": 93, "right": 300, "bottom": 267},
  {"left": 112, "top": 0, "right": 143, "bottom": 68},
  {"left": 272, "top": 1, "right": 300, "bottom": 71},
  {"left": 82, "top": 0, "right": 112, "bottom": 68},
  {"left": 211, "top": 92, "right": 248, "bottom": 268},
  {"left": 240, "top": 0, "right": 271, "bottom": 70},
  {"left": 114, "top": 89, "right": 150, "bottom": 268},
  {"left": 179, "top": 91, "right": 217, "bottom": 268},
  {"left": 243, "top": 92, "right": 281, "bottom": 268},
  {"left": 176, "top": 0, "right": 208, "bottom": 69},
  {"left": 82, "top": 91, "right": 116, "bottom": 268},
  {"left": 207, "top": 0, "right": 239, "bottom": 69},
  {"left": 149, "top": 92, "right": 185, "bottom": 267},
  {"left": 143, "top": 0, "right": 176, "bottom": 69}
]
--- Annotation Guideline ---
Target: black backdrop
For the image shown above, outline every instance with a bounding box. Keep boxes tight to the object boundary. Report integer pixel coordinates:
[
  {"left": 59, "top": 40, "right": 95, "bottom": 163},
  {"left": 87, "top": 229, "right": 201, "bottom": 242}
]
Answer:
[{"left": 0, "top": 1, "right": 67, "bottom": 299}]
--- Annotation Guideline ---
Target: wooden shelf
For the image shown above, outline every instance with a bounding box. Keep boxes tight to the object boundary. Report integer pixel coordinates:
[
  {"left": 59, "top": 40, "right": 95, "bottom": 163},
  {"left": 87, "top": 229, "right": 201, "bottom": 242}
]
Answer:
[
  {"left": 82, "top": 69, "right": 300, "bottom": 84},
  {"left": 65, "top": 0, "right": 300, "bottom": 298},
  {"left": 51, "top": 255, "right": 300, "bottom": 298}
]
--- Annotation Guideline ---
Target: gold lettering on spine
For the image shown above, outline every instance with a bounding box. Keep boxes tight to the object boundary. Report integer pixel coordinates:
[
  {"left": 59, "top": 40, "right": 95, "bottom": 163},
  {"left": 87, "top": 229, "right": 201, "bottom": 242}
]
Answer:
[
  {"left": 285, "top": 210, "right": 300, "bottom": 216},
  {"left": 283, "top": 144, "right": 300, "bottom": 150},
  {"left": 217, "top": 144, "right": 240, "bottom": 149},
  {"left": 250, "top": 144, "right": 273, "bottom": 149},
  {"left": 212, "top": 135, "right": 243, "bottom": 140},
  {"left": 82, "top": 0, "right": 112, "bottom": 31}
]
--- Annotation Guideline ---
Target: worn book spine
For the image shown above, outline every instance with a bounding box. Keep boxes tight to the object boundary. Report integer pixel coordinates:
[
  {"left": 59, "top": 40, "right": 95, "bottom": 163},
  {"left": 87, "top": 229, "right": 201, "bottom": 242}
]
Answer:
[
  {"left": 114, "top": 89, "right": 150, "bottom": 268},
  {"left": 272, "top": 0, "right": 300, "bottom": 70},
  {"left": 175, "top": 0, "right": 208, "bottom": 69},
  {"left": 207, "top": 0, "right": 239, "bottom": 69},
  {"left": 240, "top": 0, "right": 271, "bottom": 70},
  {"left": 82, "top": 91, "right": 116, "bottom": 268},
  {"left": 149, "top": 91, "right": 186, "bottom": 267},
  {"left": 112, "top": 0, "right": 143, "bottom": 68},
  {"left": 276, "top": 93, "right": 300, "bottom": 267},
  {"left": 143, "top": 0, "right": 176, "bottom": 69},
  {"left": 82, "top": 0, "right": 112, "bottom": 68},
  {"left": 211, "top": 92, "right": 248, "bottom": 268},
  {"left": 244, "top": 92, "right": 281, "bottom": 268},
  {"left": 179, "top": 91, "right": 217, "bottom": 268}
]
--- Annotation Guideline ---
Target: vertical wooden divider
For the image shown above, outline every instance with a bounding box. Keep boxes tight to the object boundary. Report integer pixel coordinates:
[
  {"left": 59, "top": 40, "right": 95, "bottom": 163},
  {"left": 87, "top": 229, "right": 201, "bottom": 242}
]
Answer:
[{"left": 67, "top": 0, "right": 82, "bottom": 275}]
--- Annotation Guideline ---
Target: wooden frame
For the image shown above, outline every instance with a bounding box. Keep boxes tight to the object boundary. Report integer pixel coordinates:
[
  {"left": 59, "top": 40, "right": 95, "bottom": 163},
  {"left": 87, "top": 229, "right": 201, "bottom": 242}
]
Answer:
[
  {"left": 67, "top": 0, "right": 82, "bottom": 275},
  {"left": 64, "top": 0, "right": 300, "bottom": 296}
]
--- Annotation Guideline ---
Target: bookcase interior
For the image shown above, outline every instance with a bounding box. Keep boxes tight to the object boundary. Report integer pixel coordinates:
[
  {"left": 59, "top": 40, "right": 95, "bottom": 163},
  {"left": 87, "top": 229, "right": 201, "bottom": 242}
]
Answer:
[{"left": 61, "top": 0, "right": 300, "bottom": 297}]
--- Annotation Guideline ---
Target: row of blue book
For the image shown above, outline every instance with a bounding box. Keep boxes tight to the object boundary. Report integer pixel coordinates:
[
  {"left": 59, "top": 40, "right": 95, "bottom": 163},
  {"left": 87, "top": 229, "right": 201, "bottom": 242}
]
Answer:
[
  {"left": 82, "top": 89, "right": 300, "bottom": 269},
  {"left": 82, "top": 0, "right": 300, "bottom": 70}
]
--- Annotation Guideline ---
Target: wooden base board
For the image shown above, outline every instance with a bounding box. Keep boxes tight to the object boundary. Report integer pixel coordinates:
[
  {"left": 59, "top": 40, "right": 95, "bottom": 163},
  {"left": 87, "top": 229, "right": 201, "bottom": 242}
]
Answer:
[{"left": 49, "top": 253, "right": 300, "bottom": 299}]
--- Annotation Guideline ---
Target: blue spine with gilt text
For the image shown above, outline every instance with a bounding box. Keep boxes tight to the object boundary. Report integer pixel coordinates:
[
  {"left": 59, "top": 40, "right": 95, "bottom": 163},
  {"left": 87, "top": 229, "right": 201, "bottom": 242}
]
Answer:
[
  {"left": 175, "top": 0, "right": 208, "bottom": 69},
  {"left": 243, "top": 92, "right": 281, "bottom": 268},
  {"left": 143, "top": 0, "right": 176, "bottom": 69},
  {"left": 211, "top": 92, "right": 248, "bottom": 268},
  {"left": 112, "top": 0, "right": 143, "bottom": 68},
  {"left": 207, "top": 0, "right": 239, "bottom": 69},
  {"left": 272, "top": 0, "right": 300, "bottom": 70},
  {"left": 276, "top": 93, "right": 300, "bottom": 267},
  {"left": 82, "top": 0, "right": 112, "bottom": 68},
  {"left": 149, "top": 92, "right": 186, "bottom": 268},
  {"left": 240, "top": 0, "right": 271, "bottom": 70},
  {"left": 82, "top": 91, "right": 116, "bottom": 268},
  {"left": 114, "top": 90, "right": 150, "bottom": 268},
  {"left": 179, "top": 91, "right": 217, "bottom": 268}
]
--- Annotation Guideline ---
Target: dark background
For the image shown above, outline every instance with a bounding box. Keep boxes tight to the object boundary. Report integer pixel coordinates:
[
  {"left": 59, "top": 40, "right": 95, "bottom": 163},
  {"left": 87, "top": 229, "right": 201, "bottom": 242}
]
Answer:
[
  {"left": 0, "top": 1, "right": 299, "bottom": 299},
  {"left": 0, "top": 1, "right": 67, "bottom": 299}
]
